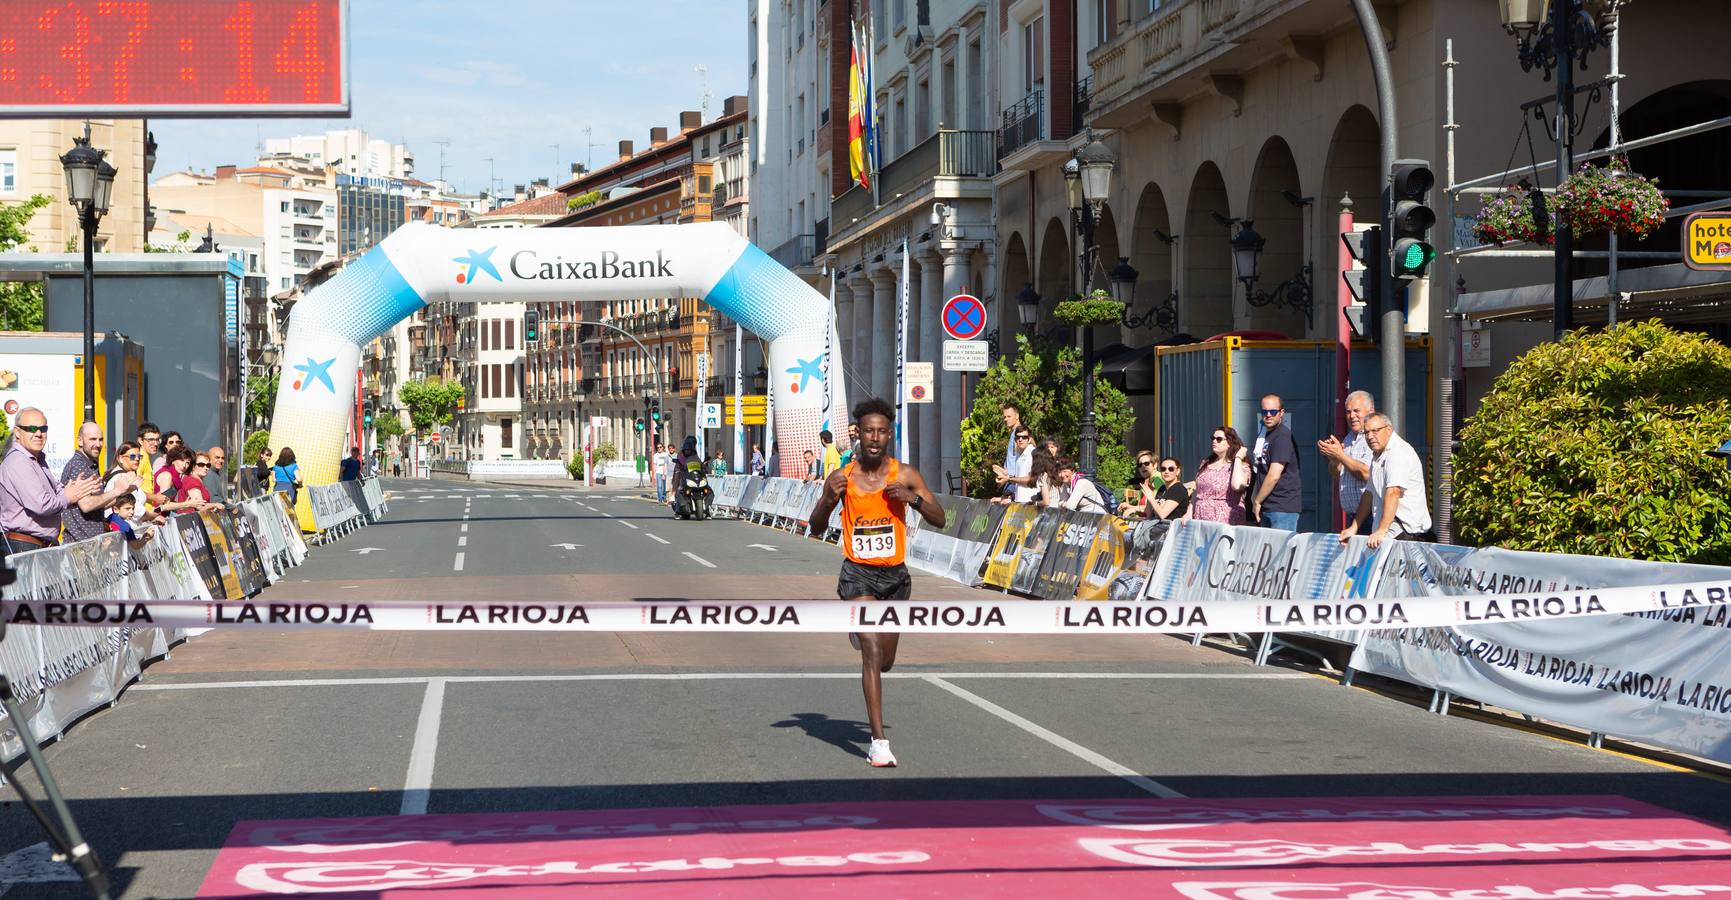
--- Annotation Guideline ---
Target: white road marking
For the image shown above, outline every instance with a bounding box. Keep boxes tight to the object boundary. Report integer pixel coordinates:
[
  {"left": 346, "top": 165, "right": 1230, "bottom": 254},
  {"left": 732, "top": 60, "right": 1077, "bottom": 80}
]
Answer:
[
  {"left": 457, "top": 536, "right": 467, "bottom": 547},
  {"left": 603, "top": 512, "right": 614, "bottom": 518},
  {"left": 645, "top": 533, "right": 670, "bottom": 544},
  {"left": 135, "top": 672, "right": 1308, "bottom": 690},
  {"left": 460, "top": 523, "right": 468, "bottom": 533},
  {"left": 924, "top": 675, "right": 1184, "bottom": 798},
  {"left": 452, "top": 552, "right": 465, "bottom": 571},
  {"left": 618, "top": 520, "right": 639, "bottom": 530},
  {"left": 682, "top": 551, "right": 716, "bottom": 568},
  {"left": 399, "top": 678, "right": 447, "bottom": 815}
]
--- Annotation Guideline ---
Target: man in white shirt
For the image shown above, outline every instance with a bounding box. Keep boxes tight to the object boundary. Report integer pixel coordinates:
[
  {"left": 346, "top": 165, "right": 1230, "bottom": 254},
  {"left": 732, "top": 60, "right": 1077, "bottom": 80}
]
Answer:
[
  {"left": 991, "top": 426, "right": 1035, "bottom": 505},
  {"left": 1318, "top": 390, "right": 1376, "bottom": 528},
  {"left": 1339, "top": 413, "right": 1430, "bottom": 548}
]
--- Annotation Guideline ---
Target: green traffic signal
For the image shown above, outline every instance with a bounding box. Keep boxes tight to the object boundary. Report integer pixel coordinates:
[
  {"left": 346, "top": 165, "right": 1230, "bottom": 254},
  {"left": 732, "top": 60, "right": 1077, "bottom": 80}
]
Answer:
[
  {"left": 634, "top": 418, "right": 645, "bottom": 432},
  {"left": 1392, "top": 239, "right": 1436, "bottom": 278}
]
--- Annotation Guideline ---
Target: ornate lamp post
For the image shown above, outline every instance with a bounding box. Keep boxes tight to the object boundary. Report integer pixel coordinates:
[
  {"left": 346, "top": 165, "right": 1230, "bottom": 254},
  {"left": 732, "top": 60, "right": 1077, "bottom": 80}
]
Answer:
[
  {"left": 1065, "top": 138, "right": 1115, "bottom": 479},
  {"left": 60, "top": 125, "right": 116, "bottom": 423},
  {"left": 1499, "top": 0, "right": 1620, "bottom": 336},
  {"left": 1015, "top": 282, "right": 1041, "bottom": 333},
  {"left": 1230, "top": 221, "right": 1314, "bottom": 321}
]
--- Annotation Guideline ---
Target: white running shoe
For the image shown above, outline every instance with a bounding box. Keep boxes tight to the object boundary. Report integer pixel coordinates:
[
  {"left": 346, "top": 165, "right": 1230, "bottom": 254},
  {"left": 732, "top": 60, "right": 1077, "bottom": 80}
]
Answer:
[
  {"left": 849, "top": 632, "right": 862, "bottom": 651},
  {"left": 868, "top": 738, "right": 897, "bottom": 768}
]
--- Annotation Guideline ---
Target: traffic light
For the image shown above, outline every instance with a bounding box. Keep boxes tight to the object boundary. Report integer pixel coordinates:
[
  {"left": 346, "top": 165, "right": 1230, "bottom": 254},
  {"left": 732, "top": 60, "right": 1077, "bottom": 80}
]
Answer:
[
  {"left": 1389, "top": 159, "right": 1437, "bottom": 280},
  {"left": 362, "top": 400, "right": 374, "bottom": 428},
  {"left": 1340, "top": 225, "right": 1384, "bottom": 339},
  {"left": 647, "top": 397, "right": 661, "bottom": 423},
  {"left": 524, "top": 308, "right": 540, "bottom": 344},
  {"left": 634, "top": 417, "right": 645, "bottom": 433}
]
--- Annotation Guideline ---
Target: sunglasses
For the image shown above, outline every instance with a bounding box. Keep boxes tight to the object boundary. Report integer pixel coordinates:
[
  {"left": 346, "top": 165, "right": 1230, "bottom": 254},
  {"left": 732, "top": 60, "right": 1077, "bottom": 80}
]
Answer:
[
  {"left": 1159, "top": 465, "right": 1178, "bottom": 473},
  {"left": 195, "top": 462, "right": 210, "bottom": 468},
  {"left": 1260, "top": 408, "right": 1283, "bottom": 417},
  {"left": 122, "top": 452, "right": 141, "bottom": 460},
  {"left": 15, "top": 424, "right": 48, "bottom": 434},
  {"left": 1211, "top": 435, "right": 1227, "bottom": 442},
  {"left": 1138, "top": 460, "right": 1155, "bottom": 467}
]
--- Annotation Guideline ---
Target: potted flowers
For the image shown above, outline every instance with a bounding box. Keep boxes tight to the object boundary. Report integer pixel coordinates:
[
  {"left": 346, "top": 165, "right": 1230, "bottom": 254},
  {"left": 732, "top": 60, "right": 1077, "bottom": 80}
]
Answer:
[
  {"left": 1473, "top": 182, "right": 1552, "bottom": 246},
  {"left": 1556, "top": 158, "right": 1670, "bottom": 240}
]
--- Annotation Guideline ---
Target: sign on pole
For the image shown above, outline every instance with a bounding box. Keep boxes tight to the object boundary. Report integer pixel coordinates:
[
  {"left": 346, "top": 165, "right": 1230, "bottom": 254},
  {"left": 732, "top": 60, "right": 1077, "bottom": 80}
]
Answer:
[
  {"left": 941, "top": 294, "right": 988, "bottom": 342},
  {"left": 700, "top": 403, "right": 722, "bottom": 429},
  {"left": 942, "top": 340, "right": 990, "bottom": 372},
  {"left": 905, "top": 362, "right": 934, "bottom": 404}
]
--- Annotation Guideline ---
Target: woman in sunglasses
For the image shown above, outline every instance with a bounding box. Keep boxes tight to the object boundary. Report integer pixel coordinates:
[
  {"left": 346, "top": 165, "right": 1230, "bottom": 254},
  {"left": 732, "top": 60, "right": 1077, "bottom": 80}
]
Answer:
[
  {"left": 1122, "top": 454, "right": 1190, "bottom": 520},
  {"left": 176, "top": 455, "right": 216, "bottom": 510},
  {"left": 104, "top": 442, "right": 167, "bottom": 527},
  {"left": 1190, "top": 426, "right": 1250, "bottom": 524}
]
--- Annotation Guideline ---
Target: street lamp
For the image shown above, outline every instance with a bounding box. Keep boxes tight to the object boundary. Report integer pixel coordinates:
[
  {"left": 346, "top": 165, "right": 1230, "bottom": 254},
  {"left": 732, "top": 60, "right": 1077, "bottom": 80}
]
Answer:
[
  {"left": 1230, "top": 221, "right": 1314, "bottom": 321},
  {"left": 1498, "top": 0, "right": 1621, "bottom": 336},
  {"left": 1016, "top": 282, "right": 1041, "bottom": 331},
  {"left": 1107, "top": 257, "right": 1179, "bottom": 333},
  {"left": 60, "top": 124, "right": 116, "bottom": 423},
  {"left": 1065, "top": 137, "right": 1116, "bottom": 480}
]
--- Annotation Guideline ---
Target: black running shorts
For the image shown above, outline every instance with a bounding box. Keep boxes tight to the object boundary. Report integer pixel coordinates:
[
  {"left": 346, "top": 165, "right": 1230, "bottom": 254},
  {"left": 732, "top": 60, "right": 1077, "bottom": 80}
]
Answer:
[{"left": 837, "top": 559, "right": 913, "bottom": 602}]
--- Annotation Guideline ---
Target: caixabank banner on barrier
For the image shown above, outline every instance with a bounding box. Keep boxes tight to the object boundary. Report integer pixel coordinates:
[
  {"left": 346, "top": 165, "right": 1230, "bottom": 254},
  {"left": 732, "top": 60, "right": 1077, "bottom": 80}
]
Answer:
[
  {"left": 1351, "top": 542, "right": 1731, "bottom": 768},
  {"left": 1143, "top": 519, "right": 1389, "bottom": 626}
]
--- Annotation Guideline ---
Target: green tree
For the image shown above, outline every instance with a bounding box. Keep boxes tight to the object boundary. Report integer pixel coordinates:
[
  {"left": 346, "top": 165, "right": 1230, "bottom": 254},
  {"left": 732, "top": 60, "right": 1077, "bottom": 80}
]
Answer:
[
  {"left": 244, "top": 429, "right": 271, "bottom": 468},
  {"left": 247, "top": 372, "right": 279, "bottom": 427},
  {"left": 1454, "top": 320, "right": 1731, "bottom": 563},
  {"left": 0, "top": 195, "right": 52, "bottom": 331},
  {"left": 373, "top": 412, "right": 406, "bottom": 442},
  {"left": 397, "top": 377, "right": 466, "bottom": 435},
  {"left": 958, "top": 331, "right": 1135, "bottom": 499}
]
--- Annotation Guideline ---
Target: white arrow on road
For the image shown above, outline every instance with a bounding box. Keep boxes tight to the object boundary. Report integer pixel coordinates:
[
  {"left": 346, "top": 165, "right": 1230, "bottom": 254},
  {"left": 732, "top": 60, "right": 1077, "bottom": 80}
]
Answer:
[
  {"left": 348, "top": 547, "right": 384, "bottom": 555},
  {"left": 550, "top": 543, "right": 584, "bottom": 551},
  {"left": 0, "top": 842, "right": 81, "bottom": 896},
  {"left": 747, "top": 544, "right": 780, "bottom": 552}
]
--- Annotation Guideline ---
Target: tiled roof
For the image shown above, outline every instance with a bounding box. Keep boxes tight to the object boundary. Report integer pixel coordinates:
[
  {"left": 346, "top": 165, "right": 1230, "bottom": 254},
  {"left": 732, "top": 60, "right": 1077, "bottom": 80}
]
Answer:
[{"left": 478, "top": 192, "right": 569, "bottom": 219}]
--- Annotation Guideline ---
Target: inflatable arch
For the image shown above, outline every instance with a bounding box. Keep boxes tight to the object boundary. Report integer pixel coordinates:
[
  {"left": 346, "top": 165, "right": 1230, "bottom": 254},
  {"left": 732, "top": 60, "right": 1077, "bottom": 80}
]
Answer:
[{"left": 267, "top": 221, "right": 846, "bottom": 519}]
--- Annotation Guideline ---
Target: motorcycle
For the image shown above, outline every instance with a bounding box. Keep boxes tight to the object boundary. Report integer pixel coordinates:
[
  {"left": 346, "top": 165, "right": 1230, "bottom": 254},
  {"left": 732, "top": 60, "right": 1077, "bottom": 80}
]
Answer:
[{"left": 673, "top": 461, "right": 713, "bottom": 520}]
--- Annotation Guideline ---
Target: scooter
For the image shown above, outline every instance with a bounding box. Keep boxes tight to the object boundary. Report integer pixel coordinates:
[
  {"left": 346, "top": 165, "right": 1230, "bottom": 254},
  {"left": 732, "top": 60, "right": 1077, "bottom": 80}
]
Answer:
[{"left": 673, "top": 462, "right": 713, "bottom": 520}]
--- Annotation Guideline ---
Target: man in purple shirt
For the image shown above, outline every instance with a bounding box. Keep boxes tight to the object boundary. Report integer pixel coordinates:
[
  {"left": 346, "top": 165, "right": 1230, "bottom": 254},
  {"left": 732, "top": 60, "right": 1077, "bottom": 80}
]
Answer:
[{"left": 0, "top": 408, "right": 100, "bottom": 553}]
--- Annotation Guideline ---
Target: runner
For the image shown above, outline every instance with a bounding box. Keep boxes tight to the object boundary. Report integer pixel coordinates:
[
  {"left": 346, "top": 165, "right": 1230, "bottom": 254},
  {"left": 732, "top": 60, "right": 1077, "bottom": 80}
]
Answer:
[{"left": 807, "top": 398, "right": 945, "bottom": 768}]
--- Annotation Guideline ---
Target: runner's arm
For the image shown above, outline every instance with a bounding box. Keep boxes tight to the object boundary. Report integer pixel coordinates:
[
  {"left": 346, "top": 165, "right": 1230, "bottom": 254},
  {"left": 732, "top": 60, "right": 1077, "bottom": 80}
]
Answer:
[
  {"left": 887, "top": 468, "right": 945, "bottom": 528},
  {"left": 806, "top": 469, "right": 848, "bottom": 530}
]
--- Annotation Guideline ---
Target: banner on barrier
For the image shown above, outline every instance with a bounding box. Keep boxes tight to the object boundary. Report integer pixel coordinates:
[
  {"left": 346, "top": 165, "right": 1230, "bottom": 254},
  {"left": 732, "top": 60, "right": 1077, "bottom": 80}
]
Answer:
[
  {"left": 979, "top": 503, "right": 1041, "bottom": 590},
  {"left": 197, "top": 510, "right": 246, "bottom": 601},
  {"left": 361, "top": 478, "right": 387, "bottom": 517},
  {"left": 307, "top": 483, "right": 359, "bottom": 531},
  {"left": 1077, "top": 518, "right": 1169, "bottom": 602},
  {"left": 1032, "top": 509, "right": 1101, "bottom": 601},
  {"left": 1352, "top": 542, "right": 1731, "bottom": 767}
]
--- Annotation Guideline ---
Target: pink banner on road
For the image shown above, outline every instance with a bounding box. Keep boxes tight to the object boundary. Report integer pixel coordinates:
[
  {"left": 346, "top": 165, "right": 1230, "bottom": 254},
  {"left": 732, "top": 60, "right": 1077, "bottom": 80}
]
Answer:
[{"left": 199, "top": 794, "right": 1731, "bottom": 897}]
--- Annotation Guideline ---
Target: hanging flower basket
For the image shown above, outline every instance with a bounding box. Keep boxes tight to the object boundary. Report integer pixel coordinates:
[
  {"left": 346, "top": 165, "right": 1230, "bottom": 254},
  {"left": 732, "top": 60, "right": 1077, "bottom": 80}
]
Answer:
[
  {"left": 1556, "top": 158, "right": 1670, "bottom": 240},
  {"left": 1473, "top": 183, "right": 1551, "bottom": 246},
  {"left": 1053, "top": 290, "right": 1126, "bottom": 327}
]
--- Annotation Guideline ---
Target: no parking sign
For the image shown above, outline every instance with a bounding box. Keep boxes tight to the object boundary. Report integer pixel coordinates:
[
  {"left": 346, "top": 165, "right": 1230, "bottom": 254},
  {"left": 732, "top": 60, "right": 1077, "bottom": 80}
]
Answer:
[{"left": 941, "top": 294, "right": 987, "bottom": 341}]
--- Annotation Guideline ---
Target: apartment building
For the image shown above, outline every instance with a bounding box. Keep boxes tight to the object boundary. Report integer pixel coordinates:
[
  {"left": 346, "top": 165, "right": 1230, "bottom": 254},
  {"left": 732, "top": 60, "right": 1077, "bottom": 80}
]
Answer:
[{"left": 0, "top": 119, "right": 154, "bottom": 253}]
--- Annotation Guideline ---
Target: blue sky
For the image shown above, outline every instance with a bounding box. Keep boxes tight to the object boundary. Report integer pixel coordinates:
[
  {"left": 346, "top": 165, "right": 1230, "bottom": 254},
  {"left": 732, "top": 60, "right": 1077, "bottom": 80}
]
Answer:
[{"left": 150, "top": 1, "right": 747, "bottom": 194}]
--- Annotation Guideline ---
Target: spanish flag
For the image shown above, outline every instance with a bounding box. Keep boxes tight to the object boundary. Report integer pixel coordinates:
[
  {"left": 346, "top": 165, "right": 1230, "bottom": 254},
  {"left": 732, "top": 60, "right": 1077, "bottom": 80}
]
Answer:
[{"left": 847, "top": 15, "right": 877, "bottom": 191}]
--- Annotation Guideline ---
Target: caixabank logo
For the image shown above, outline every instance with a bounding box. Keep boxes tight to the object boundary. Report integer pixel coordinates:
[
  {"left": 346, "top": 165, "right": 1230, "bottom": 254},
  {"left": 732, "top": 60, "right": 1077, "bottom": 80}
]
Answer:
[{"left": 452, "top": 246, "right": 503, "bottom": 285}]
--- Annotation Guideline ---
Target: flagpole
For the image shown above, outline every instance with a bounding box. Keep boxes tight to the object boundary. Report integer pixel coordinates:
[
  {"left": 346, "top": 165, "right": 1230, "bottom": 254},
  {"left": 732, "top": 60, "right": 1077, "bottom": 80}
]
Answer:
[
  {"left": 896, "top": 239, "right": 909, "bottom": 463},
  {"left": 824, "top": 265, "right": 837, "bottom": 435},
  {"left": 732, "top": 323, "right": 744, "bottom": 473}
]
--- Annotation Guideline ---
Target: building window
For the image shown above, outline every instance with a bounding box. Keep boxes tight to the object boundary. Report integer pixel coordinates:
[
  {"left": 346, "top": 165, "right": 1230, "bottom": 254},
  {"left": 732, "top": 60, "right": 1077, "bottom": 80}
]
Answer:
[
  {"left": 505, "top": 318, "right": 515, "bottom": 349},
  {"left": 501, "top": 417, "right": 513, "bottom": 449},
  {"left": 492, "top": 319, "right": 502, "bottom": 350},
  {"left": 506, "top": 362, "right": 516, "bottom": 398},
  {"left": 0, "top": 149, "right": 15, "bottom": 194},
  {"left": 481, "top": 320, "right": 490, "bottom": 351},
  {"left": 492, "top": 364, "right": 502, "bottom": 398},
  {"left": 1022, "top": 17, "right": 1045, "bottom": 95}
]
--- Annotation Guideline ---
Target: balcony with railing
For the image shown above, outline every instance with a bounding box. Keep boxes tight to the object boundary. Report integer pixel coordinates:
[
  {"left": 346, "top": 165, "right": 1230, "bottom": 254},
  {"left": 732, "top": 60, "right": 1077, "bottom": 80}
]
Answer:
[
  {"left": 831, "top": 129, "right": 998, "bottom": 238},
  {"left": 997, "top": 89, "right": 1043, "bottom": 161},
  {"left": 769, "top": 234, "right": 821, "bottom": 271}
]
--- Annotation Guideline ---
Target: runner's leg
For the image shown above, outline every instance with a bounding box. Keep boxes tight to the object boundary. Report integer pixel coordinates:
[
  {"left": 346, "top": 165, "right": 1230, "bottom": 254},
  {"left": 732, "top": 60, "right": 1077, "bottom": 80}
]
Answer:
[
  {"left": 853, "top": 616, "right": 895, "bottom": 741},
  {"left": 878, "top": 631, "right": 901, "bottom": 673}
]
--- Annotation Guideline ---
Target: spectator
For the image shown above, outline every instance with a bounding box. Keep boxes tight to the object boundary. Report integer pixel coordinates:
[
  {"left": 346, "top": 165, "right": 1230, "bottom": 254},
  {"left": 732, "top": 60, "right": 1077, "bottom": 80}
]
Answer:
[
  {"left": 61, "top": 421, "right": 139, "bottom": 543},
  {"left": 253, "top": 445, "right": 272, "bottom": 487},
  {"left": 1340, "top": 413, "right": 1432, "bottom": 548},
  {"left": 1042, "top": 435, "right": 1064, "bottom": 461},
  {"left": 105, "top": 441, "right": 164, "bottom": 527},
  {"left": 802, "top": 448, "right": 819, "bottom": 481},
  {"left": 136, "top": 422, "right": 170, "bottom": 511},
  {"left": 366, "top": 450, "right": 382, "bottom": 479},
  {"left": 708, "top": 447, "right": 727, "bottom": 477},
  {"left": 766, "top": 441, "right": 781, "bottom": 478},
  {"left": 339, "top": 447, "right": 362, "bottom": 482},
  {"left": 105, "top": 494, "right": 140, "bottom": 540},
  {"left": 273, "top": 447, "right": 302, "bottom": 504},
  {"left": 996, "top": 403, "right": 1026, "bottom": 499},
  {"left": 179, "top": 453, "right": 218, "bottom": 511},
  {"left": 991, "top": 426, "right": 1035, "bottom": 503},
  {"left": 1251, "top": 393, "right": 1303, "bottom": 532},
  {"left": 820, "top": 429, "right": 842, "bottom": 478},
  {"left": 653, "top": 442, "right": 672, "bottom": 503},
  {"left": 153, "top": 447, "right": 209, "bottom": 515},
  {"left": 1055, "top": 457, "right": 1107, "bottom": 513},
  {"left": 1319, "top": 390, "right": 1376, "bottom": 528},
  {"left": 0, "top": 408, "right": 100, "bottom": 553},
  {"left": 203, "top": 445, "right": 229, "bottom": 503},
  {"left": 1124, "top": 454, "right": 1189, "bottom": 520},
  {"left": 162, "top": 431, "right": 184, "bottom": 457},
  {"left": 749, "top": 443, "right": 765, "bottom": 475},
  {"left": 1191, "top": 426, "right": 1250, "bottom": 524},
  {"left": 838, "top": 422, "right": 859, "bottom": 466},
  {"left": 1022, "top": 444, "right": 1059, "bottom": 506}
]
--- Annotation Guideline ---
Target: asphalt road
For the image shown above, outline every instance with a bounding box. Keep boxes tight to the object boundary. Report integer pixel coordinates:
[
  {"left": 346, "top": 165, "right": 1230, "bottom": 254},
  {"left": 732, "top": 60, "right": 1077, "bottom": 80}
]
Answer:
[{"left": 5, "top": 478, "right": 1731, "bottom": 898}]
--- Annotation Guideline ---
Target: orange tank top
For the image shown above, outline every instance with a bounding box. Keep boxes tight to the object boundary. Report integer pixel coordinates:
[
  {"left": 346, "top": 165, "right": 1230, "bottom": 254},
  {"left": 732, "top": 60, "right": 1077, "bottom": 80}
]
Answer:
[{"left": 840, "top": 459, "right": 906, "bottom": 566}]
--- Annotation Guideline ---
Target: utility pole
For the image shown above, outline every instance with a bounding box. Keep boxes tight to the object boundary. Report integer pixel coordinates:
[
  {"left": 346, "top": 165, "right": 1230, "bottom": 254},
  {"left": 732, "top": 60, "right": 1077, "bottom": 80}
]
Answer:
[
  {"left": 583, "top": 126, "right": 601, "bottom": 171},
  {"left": 551, "top": 144, "right": 560, "bottom": 184},
  {"left": 1550, "top": 0, "right": 1576, "bottom": 337},
  {"left": 1348, "top": 0, "right": 1403, "bottom": 433},
  {"left": 432, "top": 138, "right": 450, "bottom": 187}
]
